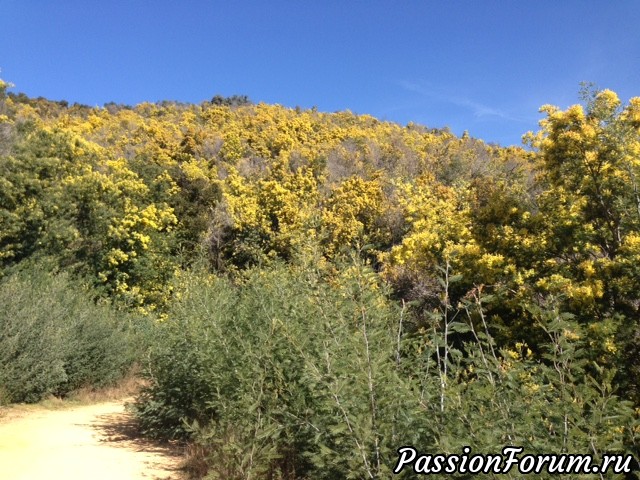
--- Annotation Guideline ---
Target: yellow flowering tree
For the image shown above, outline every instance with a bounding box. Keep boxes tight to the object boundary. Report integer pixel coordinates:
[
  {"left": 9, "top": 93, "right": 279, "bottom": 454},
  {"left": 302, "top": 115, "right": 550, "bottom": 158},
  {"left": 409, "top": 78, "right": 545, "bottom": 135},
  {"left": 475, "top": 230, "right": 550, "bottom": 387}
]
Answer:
[
  {"left": 321, "top": 175, "right": 388, "bottom": 257},
  {"left": 215, "top": 156, "right": 319, "bottom": 267},
  {"left": 526, "top": 88, "right": 640, "bottom": 390}
]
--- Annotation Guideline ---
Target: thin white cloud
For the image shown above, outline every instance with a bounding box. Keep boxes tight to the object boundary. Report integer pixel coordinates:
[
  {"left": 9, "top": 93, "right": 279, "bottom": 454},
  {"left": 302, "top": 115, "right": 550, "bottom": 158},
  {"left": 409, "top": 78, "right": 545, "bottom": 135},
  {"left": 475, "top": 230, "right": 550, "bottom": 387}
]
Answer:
[{"left": 398, "top": 80, "right": 528, "bottom": 123}]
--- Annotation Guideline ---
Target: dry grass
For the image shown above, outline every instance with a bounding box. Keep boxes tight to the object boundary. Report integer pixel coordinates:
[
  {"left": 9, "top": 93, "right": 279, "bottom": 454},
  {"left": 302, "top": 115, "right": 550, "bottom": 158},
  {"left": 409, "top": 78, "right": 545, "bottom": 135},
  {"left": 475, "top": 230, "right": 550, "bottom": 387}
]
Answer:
[
  {"left": 180, "top": 442, "right": 211, "bottom": 479},
  {"left": 68, "top": 368, "right": 146, "bottom": 405},
  {"left": 0, "top": 367, "right": 145, "bottom": 423}
]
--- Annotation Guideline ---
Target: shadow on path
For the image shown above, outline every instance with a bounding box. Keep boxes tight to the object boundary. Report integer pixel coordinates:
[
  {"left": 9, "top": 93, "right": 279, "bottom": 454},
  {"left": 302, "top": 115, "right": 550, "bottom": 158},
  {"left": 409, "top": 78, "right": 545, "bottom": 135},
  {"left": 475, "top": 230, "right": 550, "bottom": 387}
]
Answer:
[
  {"left": 0, "top": 401, "right": 186, "bottom": 480},
  {"left": 88, "top": 405, "right": 186, "bottom": 479}
]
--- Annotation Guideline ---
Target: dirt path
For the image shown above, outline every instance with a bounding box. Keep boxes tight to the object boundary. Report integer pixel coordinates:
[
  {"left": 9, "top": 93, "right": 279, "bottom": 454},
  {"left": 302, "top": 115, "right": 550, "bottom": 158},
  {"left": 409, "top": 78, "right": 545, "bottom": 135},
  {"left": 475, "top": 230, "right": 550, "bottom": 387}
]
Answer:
[{"left": 0, "top": 400, "right": 184, "bottom": 480}]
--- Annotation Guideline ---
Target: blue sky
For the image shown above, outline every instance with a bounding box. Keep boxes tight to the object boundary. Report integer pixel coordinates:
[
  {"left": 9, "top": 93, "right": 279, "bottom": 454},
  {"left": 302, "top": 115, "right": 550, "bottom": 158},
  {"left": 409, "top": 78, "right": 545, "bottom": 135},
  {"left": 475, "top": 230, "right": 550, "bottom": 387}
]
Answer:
[{"left": 1, "top": 1, "right": 639, "bottom": 146}]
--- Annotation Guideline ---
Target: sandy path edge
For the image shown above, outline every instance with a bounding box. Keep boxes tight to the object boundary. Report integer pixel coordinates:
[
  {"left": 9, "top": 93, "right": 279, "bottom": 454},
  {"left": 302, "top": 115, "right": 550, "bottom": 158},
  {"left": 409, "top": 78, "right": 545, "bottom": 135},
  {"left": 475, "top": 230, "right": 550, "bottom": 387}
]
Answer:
[{"left": 0, "top": 400, "right": 185, "bottom": 480}]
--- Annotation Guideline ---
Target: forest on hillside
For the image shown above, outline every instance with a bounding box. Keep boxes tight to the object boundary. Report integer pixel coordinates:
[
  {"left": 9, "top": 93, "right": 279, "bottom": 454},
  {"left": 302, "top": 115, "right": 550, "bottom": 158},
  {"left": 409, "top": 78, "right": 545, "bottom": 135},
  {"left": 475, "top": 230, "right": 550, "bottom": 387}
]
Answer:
[{"left": 1, "top": 76, "right": 639, "bottom": 478}]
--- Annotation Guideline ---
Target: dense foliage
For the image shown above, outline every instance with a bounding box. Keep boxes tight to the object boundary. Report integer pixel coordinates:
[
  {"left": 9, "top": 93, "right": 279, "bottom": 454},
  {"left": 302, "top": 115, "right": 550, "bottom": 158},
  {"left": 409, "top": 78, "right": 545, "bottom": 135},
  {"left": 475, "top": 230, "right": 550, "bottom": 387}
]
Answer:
[
  {"left": 139, "top": 262, "right": 637, "bottom": 479},
  {"left": 1, "top": 77, "right": 639, "bottom": 477},
  {"left": 0, "top": 261, "right": 137, "bottom": 403}
]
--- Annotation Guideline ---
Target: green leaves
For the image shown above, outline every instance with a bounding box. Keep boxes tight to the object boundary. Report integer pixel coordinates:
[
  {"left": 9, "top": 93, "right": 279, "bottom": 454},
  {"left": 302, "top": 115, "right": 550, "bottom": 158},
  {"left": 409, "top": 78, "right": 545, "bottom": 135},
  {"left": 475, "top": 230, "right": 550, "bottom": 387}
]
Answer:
[
  {"left": 135, "top": 259, "right": 639, "bottom": 479},
  {"left": 0, "top": 261, "right": 135, "bottom": 403}
]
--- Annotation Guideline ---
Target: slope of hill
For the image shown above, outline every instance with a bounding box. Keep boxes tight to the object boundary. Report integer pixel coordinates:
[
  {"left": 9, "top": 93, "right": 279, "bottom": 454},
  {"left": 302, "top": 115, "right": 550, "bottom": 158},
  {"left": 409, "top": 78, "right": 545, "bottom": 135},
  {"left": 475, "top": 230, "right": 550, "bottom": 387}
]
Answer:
[{"left": 1, "top": 79, "right": 639, "bottom": 478}]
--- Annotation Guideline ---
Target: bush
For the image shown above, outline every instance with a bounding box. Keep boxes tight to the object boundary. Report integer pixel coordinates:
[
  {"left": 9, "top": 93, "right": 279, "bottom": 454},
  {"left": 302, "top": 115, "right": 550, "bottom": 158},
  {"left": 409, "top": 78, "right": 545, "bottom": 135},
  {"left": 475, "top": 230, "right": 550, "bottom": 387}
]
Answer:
[
  {"left": 137, "top": 261, "right": 639, "bottom": 479},
  {"left": 0, "top": 261, "right": 136, "bottom": 403}
]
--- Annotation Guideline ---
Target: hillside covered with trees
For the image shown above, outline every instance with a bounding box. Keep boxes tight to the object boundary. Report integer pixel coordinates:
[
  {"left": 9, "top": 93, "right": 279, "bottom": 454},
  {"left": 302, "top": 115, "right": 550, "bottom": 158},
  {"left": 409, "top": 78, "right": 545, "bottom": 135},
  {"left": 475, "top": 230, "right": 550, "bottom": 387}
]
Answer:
[{"left": 1, "top": 77, "right": 639, "bottom": 478}]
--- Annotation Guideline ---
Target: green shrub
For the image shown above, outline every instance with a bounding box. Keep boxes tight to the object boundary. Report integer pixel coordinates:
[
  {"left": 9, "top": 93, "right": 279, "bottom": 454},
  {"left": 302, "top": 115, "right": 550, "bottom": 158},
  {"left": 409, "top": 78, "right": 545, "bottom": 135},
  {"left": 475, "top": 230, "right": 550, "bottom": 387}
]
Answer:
[
  {"left": 0, "top": 261, "right": 135, "bottom": 403},
  {"left": 137, "top": 261, "right": 639, "bottom": 479}
]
